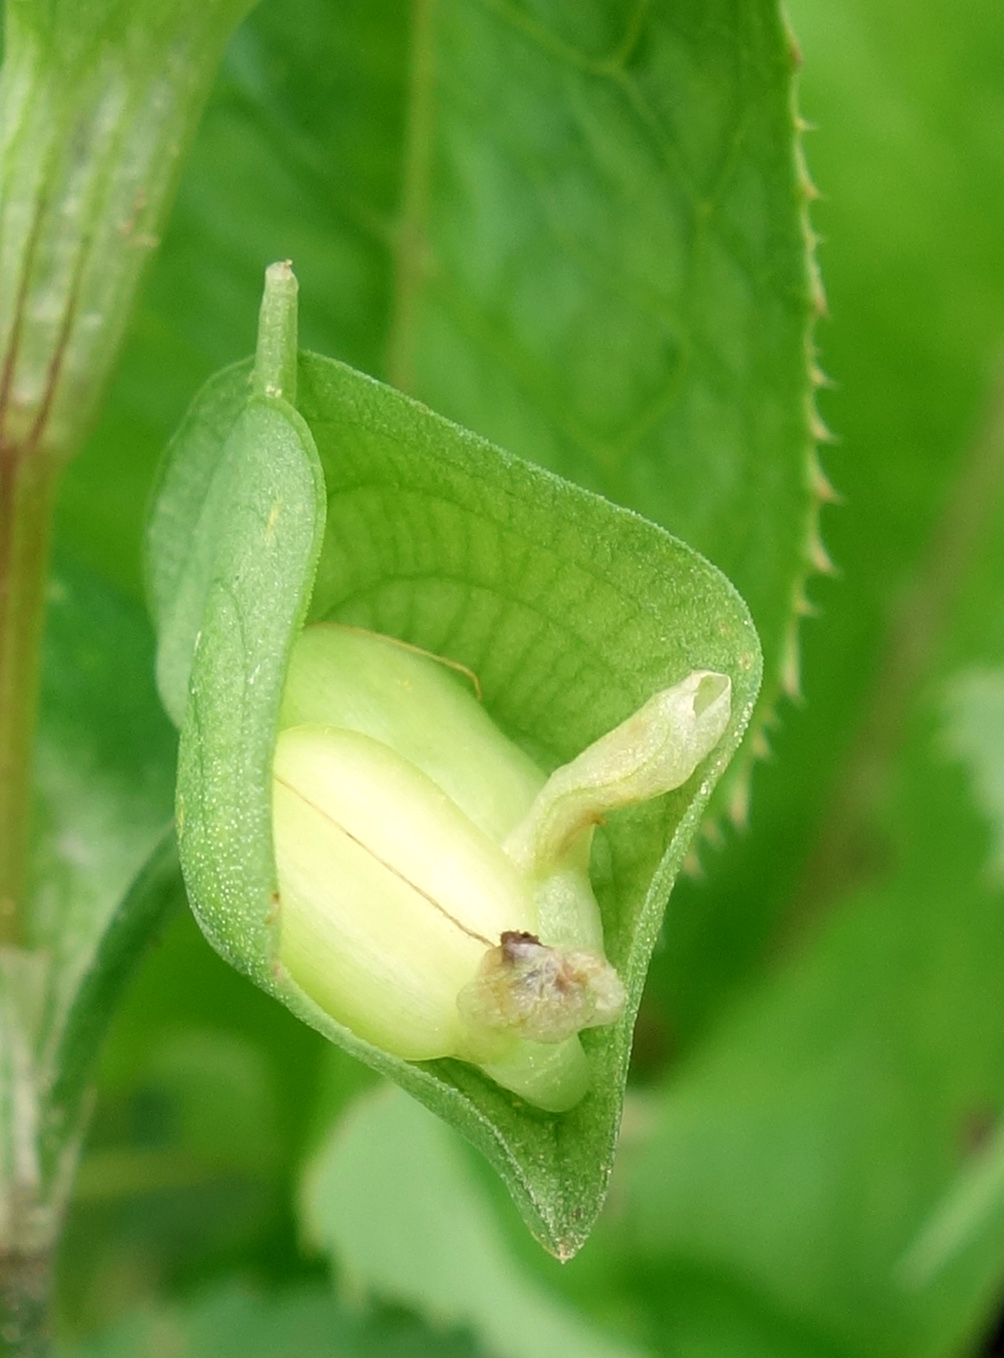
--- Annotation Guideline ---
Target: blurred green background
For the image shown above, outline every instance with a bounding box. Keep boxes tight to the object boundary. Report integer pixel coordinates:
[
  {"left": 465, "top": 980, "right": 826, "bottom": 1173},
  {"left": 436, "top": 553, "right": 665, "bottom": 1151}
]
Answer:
[{"left": 36, "top": 0, "right": 1004, "bottom": 1353}]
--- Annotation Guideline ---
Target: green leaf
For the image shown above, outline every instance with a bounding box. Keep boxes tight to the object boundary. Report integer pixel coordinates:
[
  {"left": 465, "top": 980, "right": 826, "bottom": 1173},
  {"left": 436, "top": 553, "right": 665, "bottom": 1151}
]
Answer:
[
  {"left": 603, "top": 0, "right": 1004, "bottom": 1338},
  {"left": 941, "top": 668, "right": 1004, "bottom": 879},
  {"left": 21, "top": 561, "right": 179, "bottom": 1174},
  {"left": 896, "top": 1119, "right": 1004, "bottom": 1358},
  {"left": 56, "top": 1280, "right": 483, "bottom": 1358},
  {"left": 384, "top": 0, "right": 822, "bottom": 805},
  {"left": 148, "top": 336, "right": 760, "bottom": 1255},
  {"left": 29, "top": 563, "right": 176, "bottom": 989},
  {"left": 613, "top": 402, "right": 1004, "bottom": 1357},
  {"left": 301, "top": 1084, "right": 643, "bottom": 1358},
  {"left": 643, "top": 0, "right": 1004, "bottom": 1058},
  {"left": 54, "top": 927, "right": 332, "bottom": 1319},
  {"left": 70, "top": 0, "right": 818, "bottom": 809},
  {"left": 146, "top": 366, "right": 282, "bottom": 729},
  {"left": 0, "top": 0, "right": 253, "bottom": 462},
  {"left": 41, "top": 832, "right": 181, "bottom": 1172},
  {"left": 1, "top": 559, "right": 180, "bottom": 1239},
  {"left": 615, "top": 819, "right": 1004, "bottom": 1357}
]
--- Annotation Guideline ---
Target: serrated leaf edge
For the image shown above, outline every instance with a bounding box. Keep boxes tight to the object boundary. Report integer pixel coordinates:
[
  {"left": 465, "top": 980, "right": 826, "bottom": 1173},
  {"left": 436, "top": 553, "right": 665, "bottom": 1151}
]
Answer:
[{"left": 710, "top": 13, "right": 838, "bottom": 839}]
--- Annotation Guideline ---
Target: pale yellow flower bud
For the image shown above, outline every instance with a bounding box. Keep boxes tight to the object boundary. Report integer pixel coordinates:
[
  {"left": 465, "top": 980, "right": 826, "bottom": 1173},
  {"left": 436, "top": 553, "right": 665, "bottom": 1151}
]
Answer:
[
  {"left": 271, "top": 623, "right": 730, "bottom": 1112},
  {"left": 273, "top": 724, "right": 535, "bottom": 1060}
]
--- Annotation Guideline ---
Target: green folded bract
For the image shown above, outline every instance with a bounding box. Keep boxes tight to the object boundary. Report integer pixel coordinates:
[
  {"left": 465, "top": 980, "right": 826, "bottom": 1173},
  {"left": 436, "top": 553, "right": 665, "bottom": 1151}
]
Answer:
[{"left": 147, "top": 262, "right": 762, "bottom": 1252}]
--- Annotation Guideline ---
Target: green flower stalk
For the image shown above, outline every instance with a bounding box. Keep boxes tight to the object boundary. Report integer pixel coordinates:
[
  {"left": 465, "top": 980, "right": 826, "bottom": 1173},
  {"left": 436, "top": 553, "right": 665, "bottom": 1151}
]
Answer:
[{"left": 271, "top": 623, "right": 731, "bottom": 1111}]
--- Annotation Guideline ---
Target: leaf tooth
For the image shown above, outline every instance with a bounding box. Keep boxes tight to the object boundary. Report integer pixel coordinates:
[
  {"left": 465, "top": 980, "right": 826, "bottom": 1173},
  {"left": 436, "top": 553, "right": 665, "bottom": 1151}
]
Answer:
[
  {"left": 801, "top": 176, "right": 822, "bottom": 204},
  {"left": 809, "top": 452, "right": 842, "bottom": 504},
  {"left": 727, "top": 777, "right": 751, "bottom": 830},
  {"left": 808, "top": 263, "right": 828, "bottom": 318},
  {"left": 706, "top": 46, "right": 827, "bottom": 843},
  {"left": 807, "top": 529, "right": 838, "bottom": 576},
  {"left": 702, "top": 817, "right": 725, "bottom": 849},
  {"left": 751, "top": 728, "right": 772, "bottom": 761},
  {"left": 794, "top": 588, "right": 819, "bottom": 619},
  {"left": 679, "top": 847, "right": 701, "bottom": 879},
  {"left": 682, "top": 847, "right": 703, "bottom": 878},
  {"left": 780, "top": 623, "right": 803, "bottom": 702},
  {"left": 809, "top": 410, "right": 837, "bottom": 444}
]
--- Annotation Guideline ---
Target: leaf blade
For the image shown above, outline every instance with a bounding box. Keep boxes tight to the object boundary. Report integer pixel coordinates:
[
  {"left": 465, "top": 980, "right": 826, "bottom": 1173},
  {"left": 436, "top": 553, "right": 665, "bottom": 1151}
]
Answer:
[
  {"left": 73, "top": 0, "right": 818, "bottom": 813},
  {"left": 301, "top": 1084, "right": 644, "bottom": 1358}
]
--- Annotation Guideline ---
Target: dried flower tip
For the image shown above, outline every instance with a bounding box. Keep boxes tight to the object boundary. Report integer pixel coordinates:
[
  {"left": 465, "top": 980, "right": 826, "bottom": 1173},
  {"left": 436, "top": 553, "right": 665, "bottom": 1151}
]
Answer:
[{"left": 458, "top": 931, "right": 625, "bottom": 1048}]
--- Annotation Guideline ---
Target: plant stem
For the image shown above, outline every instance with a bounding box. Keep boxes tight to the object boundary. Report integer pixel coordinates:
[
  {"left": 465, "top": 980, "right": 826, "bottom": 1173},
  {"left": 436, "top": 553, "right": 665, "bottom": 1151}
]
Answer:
[
  {"left": 0, "top": 952, "right": 55, "bottom": 1357},
  {"left": 0, "top": 456, "right": 56, "bottom": 947},
  {"left": 0, "top": 4, "right": 254, "bottom": 1344},
  {"left": 0, "top": 0, "right": 251, "bottom": 943},
  {"left": 0, "top": 1249, "right": 50, "bottom": 1358}
]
